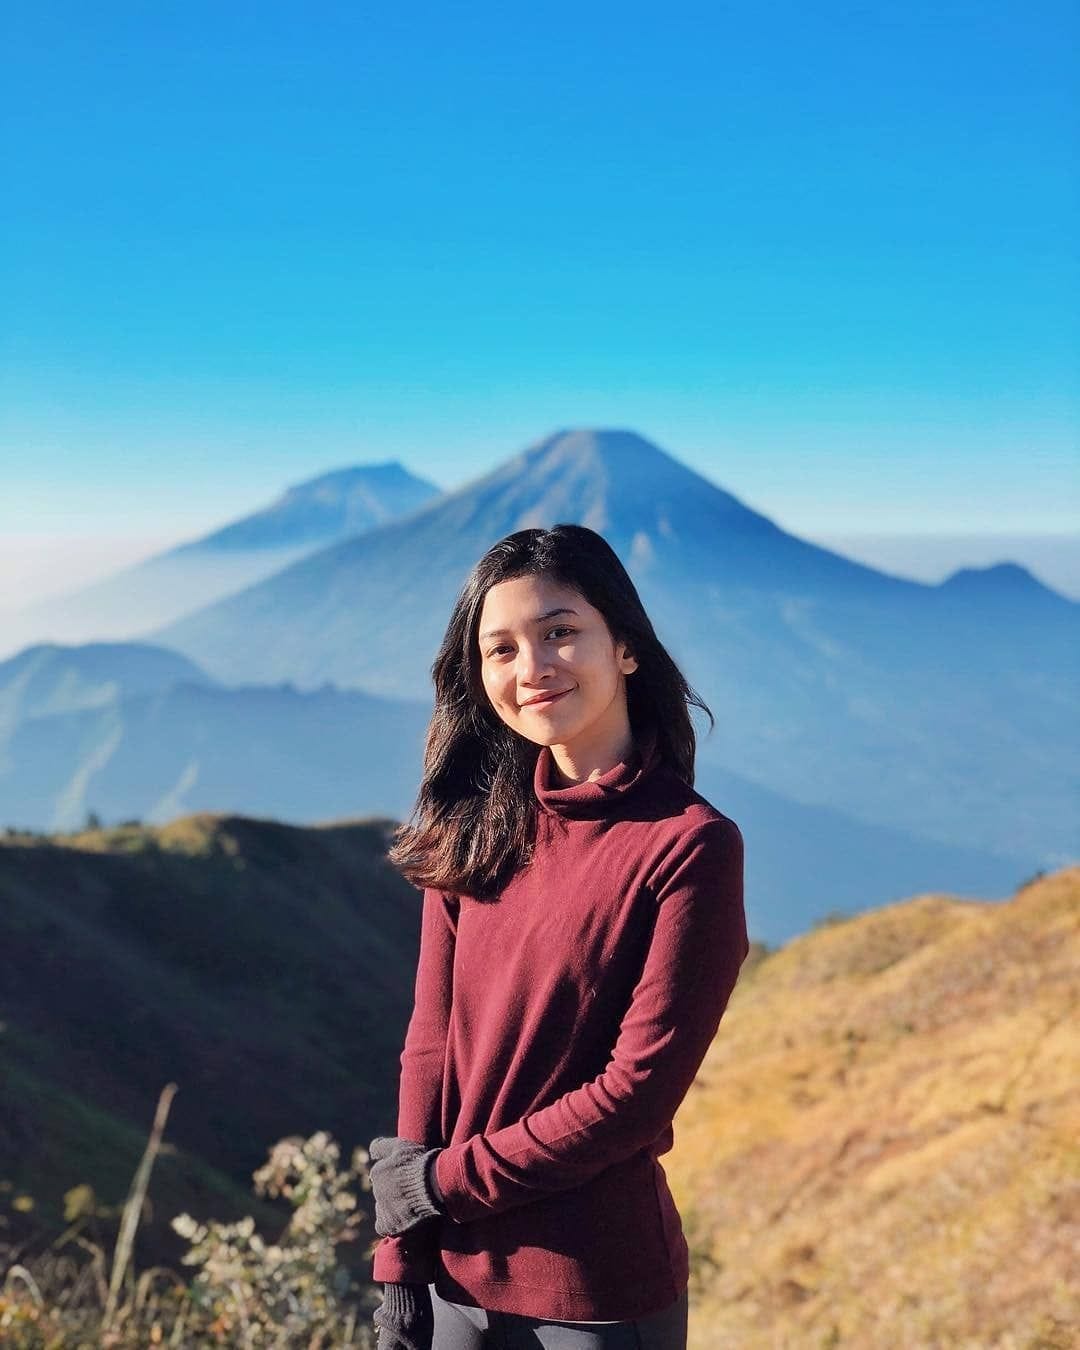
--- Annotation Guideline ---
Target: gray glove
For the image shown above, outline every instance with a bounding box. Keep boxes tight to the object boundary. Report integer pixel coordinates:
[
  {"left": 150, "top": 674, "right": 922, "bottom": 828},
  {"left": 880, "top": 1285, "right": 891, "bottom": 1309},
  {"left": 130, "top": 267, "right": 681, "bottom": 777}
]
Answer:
[
  {"left": 368, "top": 1136, "right": 445, "bottom": 1236},
  {"left": 373, "top": 1282, "right": 434, "bottom": 1350}
]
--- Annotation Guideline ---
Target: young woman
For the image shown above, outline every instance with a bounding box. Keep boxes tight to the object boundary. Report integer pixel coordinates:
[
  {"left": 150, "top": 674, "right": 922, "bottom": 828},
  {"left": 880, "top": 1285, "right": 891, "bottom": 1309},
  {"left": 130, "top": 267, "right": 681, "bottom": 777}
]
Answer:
[{"left": 367, "top": 523, "right": 749, "bottom": 1350}]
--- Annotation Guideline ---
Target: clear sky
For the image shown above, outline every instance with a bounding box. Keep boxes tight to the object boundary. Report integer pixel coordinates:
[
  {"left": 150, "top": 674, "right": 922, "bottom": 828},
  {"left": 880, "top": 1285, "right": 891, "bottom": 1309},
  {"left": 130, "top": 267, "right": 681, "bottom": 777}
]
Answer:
[{"left": 2, "top": 0, "right": 1077, "bottom": 548}]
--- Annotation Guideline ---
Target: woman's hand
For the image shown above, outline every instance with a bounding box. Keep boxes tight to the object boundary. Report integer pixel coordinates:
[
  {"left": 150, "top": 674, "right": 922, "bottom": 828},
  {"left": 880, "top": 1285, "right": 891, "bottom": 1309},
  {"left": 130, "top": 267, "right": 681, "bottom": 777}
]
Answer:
[
  {"left": 368, "top": 1135, "right": 446, "bottom": 1236},
  {"left": 373, "top": 1281, "right": 434, "bottom": 1350}
]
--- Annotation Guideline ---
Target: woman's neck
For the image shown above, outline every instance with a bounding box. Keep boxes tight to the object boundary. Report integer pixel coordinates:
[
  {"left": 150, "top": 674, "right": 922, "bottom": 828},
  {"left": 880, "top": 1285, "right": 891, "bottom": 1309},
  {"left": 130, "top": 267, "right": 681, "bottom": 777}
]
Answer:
[{"left": 548, "top": 723, "right": 636, "bottom": 787}]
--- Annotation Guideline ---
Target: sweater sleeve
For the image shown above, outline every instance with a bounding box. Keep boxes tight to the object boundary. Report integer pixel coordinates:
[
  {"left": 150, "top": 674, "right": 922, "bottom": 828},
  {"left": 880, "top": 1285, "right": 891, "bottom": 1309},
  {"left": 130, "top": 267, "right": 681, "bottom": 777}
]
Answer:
[
  {"left": 371, "top": 887, "right": 457, "bottom": 1283},
  {"left": 433, "top": 817, "right": 748, "bottom": 1223}
]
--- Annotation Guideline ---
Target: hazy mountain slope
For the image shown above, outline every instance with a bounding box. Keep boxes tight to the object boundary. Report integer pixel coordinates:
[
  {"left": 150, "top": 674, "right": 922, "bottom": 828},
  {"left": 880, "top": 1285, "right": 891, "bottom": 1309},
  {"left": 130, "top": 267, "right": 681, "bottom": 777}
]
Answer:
[
  {"left": 0, "top": 641, "right": 215, "bottom": 743},
  {"left": 2, "top": 460, "right": 443, "bottom": 655},
  {"left": 148, "top": 428, "right": 1078, "bottom": 865},
  {"left": 0, "top": 812, "right": 426, "bottom": 1254},
  {"left": 693, "top": 757, "right": 1036, "bottom": 946},
  {"left": 150, "top": 428, "right": 924, "bottom": 695},
  {"left": 0, "top": 667, "right": 1032, "bottom": 939},
  {"left": 0, "top": 678, "right": 429, "bottom": 833},
  {"left": 665, "top": 864, "right": 1079, "bottom": 1349},
  {"left": 191, "top": 461, "right": 441, "bottom": 551}
]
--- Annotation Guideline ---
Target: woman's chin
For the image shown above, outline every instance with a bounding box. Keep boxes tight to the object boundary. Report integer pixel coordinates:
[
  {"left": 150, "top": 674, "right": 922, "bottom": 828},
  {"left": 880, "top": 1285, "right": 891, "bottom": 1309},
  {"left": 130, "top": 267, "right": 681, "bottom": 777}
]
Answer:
[{"left": 514, "top": 721, "right": 579, "bottom": 749}]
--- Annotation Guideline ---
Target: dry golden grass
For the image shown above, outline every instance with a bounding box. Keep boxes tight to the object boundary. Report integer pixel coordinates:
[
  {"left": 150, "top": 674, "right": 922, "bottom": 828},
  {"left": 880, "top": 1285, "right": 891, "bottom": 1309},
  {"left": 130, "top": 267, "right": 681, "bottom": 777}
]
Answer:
[
  {"left": 668, "top": 867, "right": 1079, "bottom": 1350},
  {"left": 43, "top": 813, "right": 231, "bottom": 858}
]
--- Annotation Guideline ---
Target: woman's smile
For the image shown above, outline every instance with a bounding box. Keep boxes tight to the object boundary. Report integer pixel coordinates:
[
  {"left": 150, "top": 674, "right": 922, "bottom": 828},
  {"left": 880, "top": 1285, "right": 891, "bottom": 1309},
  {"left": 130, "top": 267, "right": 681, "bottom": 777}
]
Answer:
[{"left": 520, "top": 688, "right": 573, "bottom": 709}]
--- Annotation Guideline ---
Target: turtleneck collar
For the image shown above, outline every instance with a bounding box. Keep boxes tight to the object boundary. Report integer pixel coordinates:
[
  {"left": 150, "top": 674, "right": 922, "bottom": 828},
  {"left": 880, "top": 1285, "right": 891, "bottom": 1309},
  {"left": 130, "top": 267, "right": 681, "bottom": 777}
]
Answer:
[{"left": 533, "top": 724, "right": 662, "bottom": 821}]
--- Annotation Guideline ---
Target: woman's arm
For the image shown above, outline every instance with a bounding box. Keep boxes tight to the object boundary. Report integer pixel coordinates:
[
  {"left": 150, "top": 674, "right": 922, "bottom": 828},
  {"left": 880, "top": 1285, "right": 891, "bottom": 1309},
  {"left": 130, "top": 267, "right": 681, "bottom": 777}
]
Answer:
[
  {"left": 371, "top": 887, "right": 457, "bottom": 1283},
  {"left": 431, "top": 818, "right": 747, "bottom": 1225}
]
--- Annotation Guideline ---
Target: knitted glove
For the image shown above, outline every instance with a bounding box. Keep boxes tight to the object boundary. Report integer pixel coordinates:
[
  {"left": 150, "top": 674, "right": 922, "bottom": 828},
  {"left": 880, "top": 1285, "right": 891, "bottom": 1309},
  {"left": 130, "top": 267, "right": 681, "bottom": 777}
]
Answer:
[
  {"left": 368, "top": 1136, "right": 445, "bottom": 1237},
  {"left": 373, "top": 1281, "right": 434, "bottom": 1350}
]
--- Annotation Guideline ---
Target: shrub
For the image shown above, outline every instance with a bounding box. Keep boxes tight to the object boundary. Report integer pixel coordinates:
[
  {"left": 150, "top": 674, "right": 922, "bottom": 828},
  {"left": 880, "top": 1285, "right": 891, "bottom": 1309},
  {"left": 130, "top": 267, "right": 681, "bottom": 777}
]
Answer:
[{"left": 0, "top": 1093, "right": 377, "bottom": 1348}]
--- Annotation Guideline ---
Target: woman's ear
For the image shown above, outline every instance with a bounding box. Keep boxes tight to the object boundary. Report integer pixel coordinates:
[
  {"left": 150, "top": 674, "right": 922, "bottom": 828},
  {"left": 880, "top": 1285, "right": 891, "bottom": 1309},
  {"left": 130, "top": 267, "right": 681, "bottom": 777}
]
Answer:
[{"left": 619, "top": 643, "right": 638, "bottom": 675}]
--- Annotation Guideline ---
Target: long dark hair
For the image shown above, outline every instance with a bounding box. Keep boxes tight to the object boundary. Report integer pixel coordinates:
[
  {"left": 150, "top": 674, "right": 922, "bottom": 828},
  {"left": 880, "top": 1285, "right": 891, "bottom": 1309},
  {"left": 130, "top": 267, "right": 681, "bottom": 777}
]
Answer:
[{"left": 387, "top": 523, "right": 713, "bottom": 898}]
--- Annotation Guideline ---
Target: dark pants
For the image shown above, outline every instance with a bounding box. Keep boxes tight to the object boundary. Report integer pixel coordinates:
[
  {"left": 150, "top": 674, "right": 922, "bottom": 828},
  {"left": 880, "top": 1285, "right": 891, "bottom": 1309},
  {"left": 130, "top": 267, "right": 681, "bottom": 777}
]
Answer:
[{"left": 428, "top": 1284, "right": 689, "bottom": 1350}]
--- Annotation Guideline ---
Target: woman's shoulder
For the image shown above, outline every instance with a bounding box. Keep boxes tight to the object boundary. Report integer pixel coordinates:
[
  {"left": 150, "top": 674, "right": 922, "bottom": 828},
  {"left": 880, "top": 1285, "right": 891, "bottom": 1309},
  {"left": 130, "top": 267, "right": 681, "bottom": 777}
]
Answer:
[
  {"left": 647, "top": 758, "right": 739, "bottom": 822},
  {"left": 638, "top": 761, "right": 743, "bottom": 854}
]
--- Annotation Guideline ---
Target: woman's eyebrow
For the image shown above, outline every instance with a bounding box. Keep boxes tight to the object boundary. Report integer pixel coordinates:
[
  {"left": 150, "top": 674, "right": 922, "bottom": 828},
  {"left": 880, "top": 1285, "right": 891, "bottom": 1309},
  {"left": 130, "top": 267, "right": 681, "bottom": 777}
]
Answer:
[{"left": 479, "top": 608, "right": 579, "bottom": 642}]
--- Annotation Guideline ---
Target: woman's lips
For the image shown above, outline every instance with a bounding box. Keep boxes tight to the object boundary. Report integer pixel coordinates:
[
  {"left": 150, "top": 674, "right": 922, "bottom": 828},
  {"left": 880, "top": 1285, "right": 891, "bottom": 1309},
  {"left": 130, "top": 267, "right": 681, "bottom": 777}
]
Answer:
[{"left": 520, "top": 689, "right": 572, "bottom": 709}]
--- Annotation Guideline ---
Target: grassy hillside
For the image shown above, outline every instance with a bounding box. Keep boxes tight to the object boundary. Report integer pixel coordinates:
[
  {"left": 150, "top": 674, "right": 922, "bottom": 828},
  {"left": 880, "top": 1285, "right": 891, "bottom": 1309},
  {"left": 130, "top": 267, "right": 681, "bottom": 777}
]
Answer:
[
  {"left": 0, "top": 812, "right": 423, "bottom": 1264},
  {"left": 4, "top": 813, "right": 1075, "bottom": 1345},
  {"left": 666, "top": 866, "right": 1079, "bottom": 1348}
]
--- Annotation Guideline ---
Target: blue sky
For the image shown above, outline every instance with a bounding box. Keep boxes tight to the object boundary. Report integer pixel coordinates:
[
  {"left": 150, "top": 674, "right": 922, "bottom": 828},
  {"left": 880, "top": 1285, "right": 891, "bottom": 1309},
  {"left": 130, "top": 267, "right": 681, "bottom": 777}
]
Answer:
[{"left": 2, "top": 0, "right": 1077, "bottom": 553}]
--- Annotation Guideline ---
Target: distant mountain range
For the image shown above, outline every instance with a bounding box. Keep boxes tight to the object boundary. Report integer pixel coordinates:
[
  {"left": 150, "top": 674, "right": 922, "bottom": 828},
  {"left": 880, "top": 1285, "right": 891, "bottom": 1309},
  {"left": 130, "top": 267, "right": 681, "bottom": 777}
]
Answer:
[
  {"left": 1, "top": 427, "right": 1074, "bottom": 940},
  {"left": 0, "top": 640, "right": 429, "bottom": 839},
  {"left": 145, "top": 428, "right": 1078, "bottom": 867},
  {"left": 0, "top": 641, "right": 1026, "bottom": 946},
  {"left": 1, "top": 461, "right": 441, "bottom": 654},
  {"left": 0, "top": 640, "right": 208, "bottom": 740}
]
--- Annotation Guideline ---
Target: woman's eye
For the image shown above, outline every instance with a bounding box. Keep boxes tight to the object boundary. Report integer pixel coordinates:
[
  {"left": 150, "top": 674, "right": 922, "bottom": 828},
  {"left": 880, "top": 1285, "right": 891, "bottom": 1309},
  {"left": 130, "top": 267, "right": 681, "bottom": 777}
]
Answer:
[{"left": 486, "top": 628, "right": 575, "bottom": 659}]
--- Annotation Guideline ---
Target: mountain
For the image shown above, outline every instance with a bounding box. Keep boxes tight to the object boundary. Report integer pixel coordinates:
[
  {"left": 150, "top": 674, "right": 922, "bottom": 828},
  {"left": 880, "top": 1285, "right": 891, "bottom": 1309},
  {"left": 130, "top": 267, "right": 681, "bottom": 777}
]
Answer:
[
  {"left": 0, "top": 640, "right": 214, "bottom": 742},
  {"left": 189, "top": 461, "right": 442, "bottom": 551},
  {"left": 0, "top": 811, "right": 427, "bottom": 1260},
  {"left": 148, "top": 426, "right": 922, "bottom": 693},
  {"left": 147, "top": 428, "right": 1079, "bottom": 867},
  {"left": 0, "top": 461, "right": 443, "bottom": 657},
  {"left": 937, "top": 559, "right": 1067, "bottom": 603},
  {"left": 0, "top": 671, "right": 430, "bottom": 835},
  {"left": 666, "top": 863, "right": 1079, "bottom": 1347},
  {"left": 0, "top": 645, "right": 1031, "bottom": 940},
  {"left": 692, "top": 758, "right": 1035, "bottom": 946}
]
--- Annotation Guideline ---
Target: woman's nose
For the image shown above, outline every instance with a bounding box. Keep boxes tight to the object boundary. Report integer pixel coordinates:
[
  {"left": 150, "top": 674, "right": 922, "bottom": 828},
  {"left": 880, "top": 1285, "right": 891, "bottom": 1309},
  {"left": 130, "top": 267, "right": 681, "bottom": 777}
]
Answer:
[{"left": 516, "top": 642, "right": 555, "bottom": 680}]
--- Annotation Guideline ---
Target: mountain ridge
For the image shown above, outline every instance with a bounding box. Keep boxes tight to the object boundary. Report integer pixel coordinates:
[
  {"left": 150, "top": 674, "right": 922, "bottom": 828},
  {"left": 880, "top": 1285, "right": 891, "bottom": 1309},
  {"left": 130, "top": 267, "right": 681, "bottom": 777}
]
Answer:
[
  {"left": 1, "top": 460, "right": 444, "bottom": 657},
  {"left": 148, "top": 427, "right": 929, "bottom": 689},
  {"left": 176, "top": 459, "right": 440, "bottom": 554},
  {"left": 142, "top": 427, "right": 1078, "bottom": 867},
  {"left": 0, "top": 640, "right": 216, "bottom": 740},
  {"left": 0, "top": 662, "right": 1033, "bottom": 942}
]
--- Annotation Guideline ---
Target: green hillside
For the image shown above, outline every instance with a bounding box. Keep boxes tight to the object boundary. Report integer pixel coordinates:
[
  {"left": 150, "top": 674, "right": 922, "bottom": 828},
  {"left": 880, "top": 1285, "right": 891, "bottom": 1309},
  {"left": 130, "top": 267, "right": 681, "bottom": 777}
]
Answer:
[{"left": 0, "top": 812, "right": 423, "bottom": 1262}]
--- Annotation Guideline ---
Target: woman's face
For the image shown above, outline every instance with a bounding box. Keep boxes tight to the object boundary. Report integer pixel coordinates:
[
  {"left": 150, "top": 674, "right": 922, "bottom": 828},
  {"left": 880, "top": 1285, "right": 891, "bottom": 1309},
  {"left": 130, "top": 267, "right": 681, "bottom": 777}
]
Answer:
[{"left": 476, "top": 573, "right": 638, "bottom": 754}]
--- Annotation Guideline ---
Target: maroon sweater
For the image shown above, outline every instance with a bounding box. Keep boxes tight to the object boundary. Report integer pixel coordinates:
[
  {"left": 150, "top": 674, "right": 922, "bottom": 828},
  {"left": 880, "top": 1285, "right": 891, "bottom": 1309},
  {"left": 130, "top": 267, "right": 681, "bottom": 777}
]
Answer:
[{"left": 371, "top": 725, "right": 749, "bottom": 1321}]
